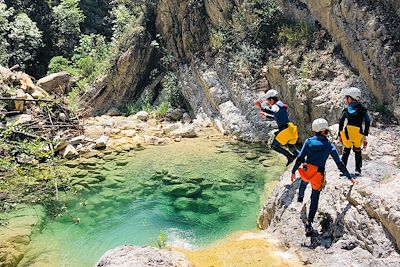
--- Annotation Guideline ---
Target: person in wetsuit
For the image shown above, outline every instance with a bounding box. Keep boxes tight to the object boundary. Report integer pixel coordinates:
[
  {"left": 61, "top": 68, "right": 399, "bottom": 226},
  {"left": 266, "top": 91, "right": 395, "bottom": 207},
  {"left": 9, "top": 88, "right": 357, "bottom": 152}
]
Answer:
[
  {"left": 256, "top": 89, "right": 299, "bottom": 166},
  {"left": 339, "top": 87, "right": 371, "bottom": 176},
  {"left": 291, "top": 118, "right": 357, "bottom": 236}
]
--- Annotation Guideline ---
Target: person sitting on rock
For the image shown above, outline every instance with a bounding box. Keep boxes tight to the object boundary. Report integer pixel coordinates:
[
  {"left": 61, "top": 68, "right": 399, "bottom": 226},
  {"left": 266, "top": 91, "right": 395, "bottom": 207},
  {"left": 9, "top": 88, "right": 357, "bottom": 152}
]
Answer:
[
  {"left": 290, "top": 118, "right": 357, "bottom": 237},
  {"left": 339, "top": 87, "right": 371, "bottom": 176},
  {"left": 256, "top": 89, "right": 299, "bottom": 166}
]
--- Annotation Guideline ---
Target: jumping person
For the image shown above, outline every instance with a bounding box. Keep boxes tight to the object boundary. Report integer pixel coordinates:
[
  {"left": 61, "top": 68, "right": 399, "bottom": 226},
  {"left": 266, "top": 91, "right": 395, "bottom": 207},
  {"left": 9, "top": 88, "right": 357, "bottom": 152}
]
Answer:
[
  {"left": 256, "top": 89, "right": 299, "bottom": 166},
  {"left": 291, "top": 118, "right": 357, "bottom": 236},
  {"left": 339, "top": 87, "right": 371, "bottom": 176}
]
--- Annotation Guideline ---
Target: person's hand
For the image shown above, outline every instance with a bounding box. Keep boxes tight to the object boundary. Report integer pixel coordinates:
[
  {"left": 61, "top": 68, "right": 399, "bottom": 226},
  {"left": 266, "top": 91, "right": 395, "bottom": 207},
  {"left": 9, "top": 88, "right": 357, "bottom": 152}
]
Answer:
[
  {"left": 259, "top": 112, "right": 267, "bottom": 119},
  {"left": 350, "top": 178, "right": 359, "bottom": 185},
  {"left": 363, "top": 137, "right": 368, "bottom": 149},
  {"left": 291, "top": 173, "right": 296, "bottom": 183},
  {"left": 338, "top": 136, "right": 342, "bottom": 144},
  {"left": 255, "top": 100, "right": 262, "bottom": 109}
]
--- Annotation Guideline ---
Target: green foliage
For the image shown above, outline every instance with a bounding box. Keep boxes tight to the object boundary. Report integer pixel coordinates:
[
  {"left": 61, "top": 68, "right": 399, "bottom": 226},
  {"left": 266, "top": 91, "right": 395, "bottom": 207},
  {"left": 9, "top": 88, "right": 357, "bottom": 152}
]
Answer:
[
  {"left": 155, "top": 230, "right": 167, "bottom": 248},
  {"left": 228, "top": 43, "right": 263, "bottom": 83},
  {"left": 278, "top": 21, "right": 313, "bottom": 47},
  {"left": 0, "top": 3, "right": 11, "bottom": 66},
  {"left": 162, "top": 72, "right": 183, "bottom": 108},
  {"left": 48, "top": 56, "right": 80, "bottom": 76},
  {"left": 52, "top": 0, "right": 86, "bottom": 56},
  {"left": 8, "top": 13, "right": 43, "bottom": 68},
  {"left": 123, "top": 102, "right": 140, "bottom": 116},
  {"left": 296, "top": 81, "right": 311, "bottom": 94},
  {"left": 298, "top": 56, "right": 312, "bottom": 79},
  {"left": 0, "top": 4, "right": 43, "bottom": 69},
  {"left": 210, "top": 29, "right": 224, "bottom": 50},
  {"left": 67, "top": 81, "right": 86, "bottom": 112},
  {"left": 156, "top": 102, "right": 170, "bottom": 118}
]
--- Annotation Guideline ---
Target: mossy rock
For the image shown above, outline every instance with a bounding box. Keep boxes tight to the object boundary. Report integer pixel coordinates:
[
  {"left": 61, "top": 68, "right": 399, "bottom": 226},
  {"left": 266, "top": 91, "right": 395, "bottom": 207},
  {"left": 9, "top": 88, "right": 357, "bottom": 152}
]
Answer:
[
  {"left": 201, "top": 190, "right": 215, "bottom": 200},
  {"left": 73, "top": 170, "right": 89, "bottom": 178},
  {"left": 219, "top": 183, "right": 239, "bottom": 190},
  {"left": 79, "top": 158, "right": 97, "bottom": 166},
  {"left": 196, "top": 199, "right": 219, "bottom": 214},
  {"left": 116, "top": 160, "right": 129, "bottom": 166},
  {"left": 174, "top": 197, "right": 198, "bottom": 210},
  {"left": 190, "top": 177, "right": 205, "bottom": 183},
  {"left": 74, "top": 184, "right": 90, "bottom": 193},
  {"left": 103, "top": 154, "right": 118, "bottom": 161},
  {"left": 161, "top": 176, "right": 181, "bottom": 185},
  {"left": 83, "top": 178, "right": 102, "bottom": 185},
  {"left": 258, "top": 156, "right": 268, "bottom": 162},
  {"left": 200, "top": 181, "right": 213, "bottom": 189},
  {"left": 163, "top": 184, "right": 202, "bottom": 197},
  {"left": 262, "top": 160, "right": 271, "bottom": 167},
  {"left": 151, "top": 173, "right": 164, "bottom": 180},
  {"left": 64, "top": 161, "right": 80, "bottom": 168},
  {"left": 92, "top": 174, "right": 106, "bottom": 182}
]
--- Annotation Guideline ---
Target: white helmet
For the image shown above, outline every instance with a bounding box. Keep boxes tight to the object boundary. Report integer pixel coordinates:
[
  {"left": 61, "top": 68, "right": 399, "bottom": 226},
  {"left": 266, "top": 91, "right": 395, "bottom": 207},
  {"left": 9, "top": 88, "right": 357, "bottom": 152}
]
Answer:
[
  {"left": 312, "top": 118, "right": 329, "bottom": 132},
  {"left": 343, "top": 87, "right": 361, "bottom": 100},
  {"left": 265, "top": 89, "right": 278, "bottom": 99}
]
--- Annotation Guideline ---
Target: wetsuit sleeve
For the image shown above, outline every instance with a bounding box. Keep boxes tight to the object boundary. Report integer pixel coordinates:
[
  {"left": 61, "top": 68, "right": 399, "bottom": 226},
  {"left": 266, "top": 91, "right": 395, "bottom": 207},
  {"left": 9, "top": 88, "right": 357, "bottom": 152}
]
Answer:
[
  {"left": 363, "top": 111, "right": 371, "bottom": 136},
  {"left": 330, "top": 144, "right": 352, "bottom": 179},
  {"left": 338, "top": 109, "right": 347, "bottom": 137},
  {"left": 291, "top": 141, "right": 307, "bottom": 174},
  {"left": 261, "top": 105, "right": 278, "bottom": 119}
]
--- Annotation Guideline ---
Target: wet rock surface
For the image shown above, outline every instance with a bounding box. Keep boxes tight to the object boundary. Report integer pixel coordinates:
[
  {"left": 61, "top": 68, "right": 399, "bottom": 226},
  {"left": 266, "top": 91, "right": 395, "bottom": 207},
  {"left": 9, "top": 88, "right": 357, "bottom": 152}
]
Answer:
[
  {"left": 258, "top": 126, "right": 400, "bottom": 266},
  {"left": 95, "top": 246, "right": 190, "bottom": 267}
]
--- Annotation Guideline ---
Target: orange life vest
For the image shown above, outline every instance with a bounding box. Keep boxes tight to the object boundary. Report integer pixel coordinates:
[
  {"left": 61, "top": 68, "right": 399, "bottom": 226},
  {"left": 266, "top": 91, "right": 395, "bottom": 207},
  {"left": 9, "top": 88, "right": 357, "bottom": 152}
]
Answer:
[{"left": 298, "top": 163, "right": 325, "bottom": 190}]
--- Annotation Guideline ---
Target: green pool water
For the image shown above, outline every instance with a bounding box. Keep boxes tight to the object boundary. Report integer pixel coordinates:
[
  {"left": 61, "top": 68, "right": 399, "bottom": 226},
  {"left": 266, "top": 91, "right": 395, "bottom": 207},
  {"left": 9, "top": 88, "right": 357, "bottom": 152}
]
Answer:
[{"left": 19, "top": 139, "right": 285, "bottom": 267}]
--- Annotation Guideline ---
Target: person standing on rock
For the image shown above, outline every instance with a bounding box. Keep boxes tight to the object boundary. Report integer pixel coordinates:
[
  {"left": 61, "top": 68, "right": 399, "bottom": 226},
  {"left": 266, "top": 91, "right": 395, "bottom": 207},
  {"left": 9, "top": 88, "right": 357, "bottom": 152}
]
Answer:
[
  {"left": 290, "top": 118, "right": 357, "bottom": 237},
  {"left": 338, "top": 87, "right": 371, "bottom": 176},
  {"left": 256, "top": 89, "right": 299, "bottom": 166}
]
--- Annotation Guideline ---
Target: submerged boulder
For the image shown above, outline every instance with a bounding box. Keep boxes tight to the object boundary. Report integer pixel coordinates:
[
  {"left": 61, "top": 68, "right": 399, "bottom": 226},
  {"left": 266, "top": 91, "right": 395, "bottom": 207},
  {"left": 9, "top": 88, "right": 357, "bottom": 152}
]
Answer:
[{"left": 164, "top": 183, "right": 201, "bottom": 197}]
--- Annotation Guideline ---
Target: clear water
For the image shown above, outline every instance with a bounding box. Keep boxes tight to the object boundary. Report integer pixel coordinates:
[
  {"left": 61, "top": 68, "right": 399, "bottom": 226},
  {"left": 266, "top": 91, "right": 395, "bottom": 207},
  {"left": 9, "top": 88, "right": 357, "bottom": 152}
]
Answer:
[{"left": 20, "top": 139, "right": 285, "bottom": 267}]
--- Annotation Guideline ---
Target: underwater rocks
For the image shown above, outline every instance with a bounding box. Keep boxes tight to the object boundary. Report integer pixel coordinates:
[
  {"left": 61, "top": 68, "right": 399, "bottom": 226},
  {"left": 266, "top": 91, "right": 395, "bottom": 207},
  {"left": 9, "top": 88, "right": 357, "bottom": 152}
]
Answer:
[
  {"left": 0, "top": 205, "right": 46, "bottom": 267},
  {"left": 95, "top": 245, "right": 190, "bottom": 267}
]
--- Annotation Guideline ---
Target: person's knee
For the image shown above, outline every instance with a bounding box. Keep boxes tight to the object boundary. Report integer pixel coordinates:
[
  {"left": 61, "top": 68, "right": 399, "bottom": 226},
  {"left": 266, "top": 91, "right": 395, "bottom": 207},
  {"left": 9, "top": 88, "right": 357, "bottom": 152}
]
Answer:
[{"left": 271, "top": 139, "right": 279, "bottom": 149}]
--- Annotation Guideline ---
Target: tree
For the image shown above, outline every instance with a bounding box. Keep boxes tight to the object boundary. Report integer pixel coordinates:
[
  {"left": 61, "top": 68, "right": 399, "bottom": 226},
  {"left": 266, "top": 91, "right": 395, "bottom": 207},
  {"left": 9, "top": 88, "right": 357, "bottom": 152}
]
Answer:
[
  {"left": 52, "top": 0, "right": 86, "bottom": 56},
  {"left": 0, "top": 3, "right": 12, "bottom": 66},
  {"left": 8, "top": 13, "right": 43, "bottom": 68}
]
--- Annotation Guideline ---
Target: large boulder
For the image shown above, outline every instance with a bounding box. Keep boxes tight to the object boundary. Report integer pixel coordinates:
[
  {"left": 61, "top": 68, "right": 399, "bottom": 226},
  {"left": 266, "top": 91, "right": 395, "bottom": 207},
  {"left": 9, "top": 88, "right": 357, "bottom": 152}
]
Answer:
[
  {"left": 37, "top": 72, "right": 71, "bottom": 95},
  {"left": 95, "top": 245, "right": 191, "bottom": 267}
]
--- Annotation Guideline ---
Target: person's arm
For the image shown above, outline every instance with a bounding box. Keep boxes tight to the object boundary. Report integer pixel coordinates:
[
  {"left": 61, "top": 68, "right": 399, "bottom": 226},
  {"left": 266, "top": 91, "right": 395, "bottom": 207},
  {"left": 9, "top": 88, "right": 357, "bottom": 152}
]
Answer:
[
  {"left": 292, "top": 141, "right": 307, "bottom": 174},
  {"left": 261, "top": 104, "right": 278, "bottom": 119},
  {"left": 363, "top": 111, "right": 371, "bottom": 136},
  {"left": 330, "top": 144, "right": 356, "bottom": 184},
  {"left": 290, "top": 141, "right": 307, "bottom": 183},
  {"left": 338, "top": 109, "right": 347, "bottom": 137}
]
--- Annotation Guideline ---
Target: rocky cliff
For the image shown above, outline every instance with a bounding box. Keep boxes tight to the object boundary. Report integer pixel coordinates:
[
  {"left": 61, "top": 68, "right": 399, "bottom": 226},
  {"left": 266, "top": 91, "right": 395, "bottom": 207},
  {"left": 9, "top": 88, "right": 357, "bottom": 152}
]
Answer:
[
  {"left": 276, "top": 0, "right": 400, "bottom": 120},
  {"left": 80, "top": 0, "right": 399, "bottom": 141},
  {"left": 258, "top": 125, "right": 400, "bottom": 266}
]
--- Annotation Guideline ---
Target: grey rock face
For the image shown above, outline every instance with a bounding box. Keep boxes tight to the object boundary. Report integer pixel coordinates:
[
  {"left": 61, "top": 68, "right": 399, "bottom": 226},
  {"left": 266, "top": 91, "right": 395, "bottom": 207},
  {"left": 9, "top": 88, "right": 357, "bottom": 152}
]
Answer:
[
  {"left": 95, "top": 245, "right": 191, "bottom": 267},
  {"left": 258, "top": 126, "right": 400, "bottom": 266},
  {"left": 276, "top": 0, "right": 400, "bottom": 120}
]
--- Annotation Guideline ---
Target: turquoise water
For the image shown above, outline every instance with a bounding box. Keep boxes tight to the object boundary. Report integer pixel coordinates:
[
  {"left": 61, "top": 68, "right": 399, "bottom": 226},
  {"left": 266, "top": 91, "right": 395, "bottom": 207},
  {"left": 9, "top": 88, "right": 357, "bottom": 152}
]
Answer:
[{"left": 20, "top": 139, "right": 285, "bottom": 267}]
